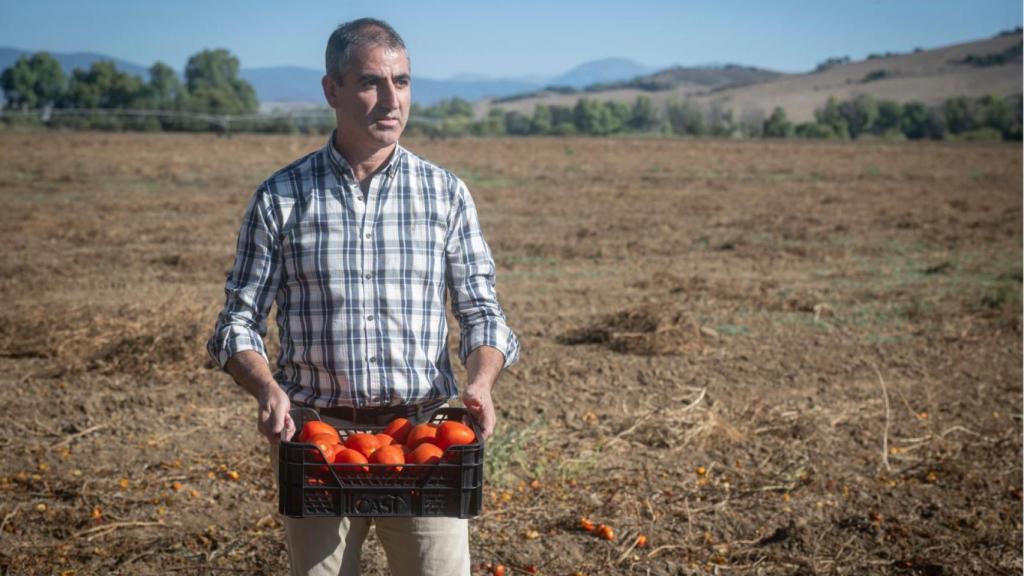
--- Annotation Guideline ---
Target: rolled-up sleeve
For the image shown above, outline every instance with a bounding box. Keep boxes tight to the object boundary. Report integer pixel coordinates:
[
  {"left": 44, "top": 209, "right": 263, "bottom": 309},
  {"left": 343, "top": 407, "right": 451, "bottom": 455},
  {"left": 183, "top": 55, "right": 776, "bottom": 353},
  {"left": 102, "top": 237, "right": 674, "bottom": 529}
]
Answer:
[
  {"left": 445, "top": 178, "right": 520, "bottom": 368},
  {"left": 206, "top": 184, "right": 282, "bottom": 370}
]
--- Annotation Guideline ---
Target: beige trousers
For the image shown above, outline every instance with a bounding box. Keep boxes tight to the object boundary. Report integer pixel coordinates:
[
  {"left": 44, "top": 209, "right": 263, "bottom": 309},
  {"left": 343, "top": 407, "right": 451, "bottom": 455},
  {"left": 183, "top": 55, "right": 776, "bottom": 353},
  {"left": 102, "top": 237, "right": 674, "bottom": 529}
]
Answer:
[{"left": 271, "top": 415, "right": 471, "bottom": 576}]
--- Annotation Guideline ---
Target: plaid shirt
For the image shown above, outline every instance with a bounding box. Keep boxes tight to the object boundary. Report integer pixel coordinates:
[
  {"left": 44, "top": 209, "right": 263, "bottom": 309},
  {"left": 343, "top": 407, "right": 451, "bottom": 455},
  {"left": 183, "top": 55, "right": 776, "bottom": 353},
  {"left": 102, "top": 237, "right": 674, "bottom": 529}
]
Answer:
[{"left": 207, "top": 135, "right": 519, "bottom": 408}]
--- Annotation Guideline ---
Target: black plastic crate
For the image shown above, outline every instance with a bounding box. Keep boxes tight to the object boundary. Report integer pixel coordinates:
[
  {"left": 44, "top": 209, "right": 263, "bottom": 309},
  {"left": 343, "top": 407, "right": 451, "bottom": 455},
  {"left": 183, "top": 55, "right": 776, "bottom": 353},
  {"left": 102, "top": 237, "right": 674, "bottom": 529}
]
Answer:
[{"left": 278, "top": 406, "right": 484, "bottom": 518}]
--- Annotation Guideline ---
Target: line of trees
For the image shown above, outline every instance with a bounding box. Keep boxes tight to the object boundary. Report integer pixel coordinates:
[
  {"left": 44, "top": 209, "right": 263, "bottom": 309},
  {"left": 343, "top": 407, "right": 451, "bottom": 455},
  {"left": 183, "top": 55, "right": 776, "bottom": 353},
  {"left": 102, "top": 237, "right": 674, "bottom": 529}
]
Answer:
[
  {"left": 408, "top": 93, "right": 1022, "bottom": 141},
  {"left": 762, "top": 94, "right": 1022, "bottom": 141},
  {"left": 3, "top": 50, "right": 1020, "bottom": 141},
  {"left": 1, "top": 50, "right": 259, "bottom": 130}
]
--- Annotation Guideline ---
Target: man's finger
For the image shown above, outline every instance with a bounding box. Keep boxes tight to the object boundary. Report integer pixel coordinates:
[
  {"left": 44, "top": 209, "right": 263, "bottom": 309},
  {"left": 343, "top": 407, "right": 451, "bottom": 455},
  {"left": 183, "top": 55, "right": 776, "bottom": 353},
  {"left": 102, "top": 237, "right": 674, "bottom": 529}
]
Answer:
[{"left": 281, "top": 413, "right": 296, "bottom": 442}]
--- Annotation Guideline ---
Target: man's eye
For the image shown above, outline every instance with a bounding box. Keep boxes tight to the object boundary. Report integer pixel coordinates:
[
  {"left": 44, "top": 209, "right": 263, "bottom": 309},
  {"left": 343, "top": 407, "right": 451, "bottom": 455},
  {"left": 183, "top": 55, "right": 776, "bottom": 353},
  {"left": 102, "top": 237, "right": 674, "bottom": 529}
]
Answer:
[{"left": 395, "top": 79, "right": 410, "bottom": 87}]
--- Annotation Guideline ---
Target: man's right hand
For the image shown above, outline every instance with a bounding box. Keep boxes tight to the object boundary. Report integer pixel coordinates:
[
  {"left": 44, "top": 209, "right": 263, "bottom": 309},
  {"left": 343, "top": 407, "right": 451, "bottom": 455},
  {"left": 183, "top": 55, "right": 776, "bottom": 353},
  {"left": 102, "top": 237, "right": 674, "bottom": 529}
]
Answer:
[
  {"left": 226, "top": 350, "right": 296, "bottom": 443},
  {"left": 257, "top": 382, "right": 295, "bottom": 444}
]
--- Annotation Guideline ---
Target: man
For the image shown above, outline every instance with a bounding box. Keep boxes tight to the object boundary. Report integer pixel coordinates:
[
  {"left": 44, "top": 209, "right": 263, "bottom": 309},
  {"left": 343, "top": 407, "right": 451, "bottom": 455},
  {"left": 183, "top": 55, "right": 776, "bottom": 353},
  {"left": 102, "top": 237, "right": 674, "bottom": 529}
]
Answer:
[{"left": 206, "top": 18, "right": 519, "bottom": 576}]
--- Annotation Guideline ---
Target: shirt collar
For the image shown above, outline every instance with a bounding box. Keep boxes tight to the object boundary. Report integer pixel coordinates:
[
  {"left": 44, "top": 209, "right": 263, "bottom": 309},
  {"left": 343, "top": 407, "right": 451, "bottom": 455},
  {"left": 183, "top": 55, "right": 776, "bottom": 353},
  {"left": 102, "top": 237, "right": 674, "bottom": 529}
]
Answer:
[{"left": 326, "top": 130, "right": 404, "bottom": 180}]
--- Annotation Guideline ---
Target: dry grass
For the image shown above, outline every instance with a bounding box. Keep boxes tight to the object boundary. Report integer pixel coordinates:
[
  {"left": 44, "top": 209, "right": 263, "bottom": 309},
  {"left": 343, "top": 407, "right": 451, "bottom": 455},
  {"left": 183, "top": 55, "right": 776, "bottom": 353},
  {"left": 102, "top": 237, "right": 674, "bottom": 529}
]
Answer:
[{"left": 0, "top": 132, "right": 1020, "bottom": 575}]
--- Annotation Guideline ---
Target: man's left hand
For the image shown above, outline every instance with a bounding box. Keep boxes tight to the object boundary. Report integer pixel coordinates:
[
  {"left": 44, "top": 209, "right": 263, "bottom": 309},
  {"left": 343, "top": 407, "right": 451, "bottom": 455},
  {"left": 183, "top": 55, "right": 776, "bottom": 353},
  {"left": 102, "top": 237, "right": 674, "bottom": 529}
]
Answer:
[{"left": 462, "top": 382, "right": 496, "bottom": 441}]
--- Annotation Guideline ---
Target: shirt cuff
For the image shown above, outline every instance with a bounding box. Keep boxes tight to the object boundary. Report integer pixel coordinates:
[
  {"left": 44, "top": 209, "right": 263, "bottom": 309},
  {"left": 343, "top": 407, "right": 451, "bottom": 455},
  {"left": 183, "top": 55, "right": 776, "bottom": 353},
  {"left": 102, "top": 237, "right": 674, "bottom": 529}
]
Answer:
[
  {"left": 207, "top": 327, "right": 269, "bottom": 372},
  {"left": 459, "top": 321, "right": 520, "bottom": 368}
]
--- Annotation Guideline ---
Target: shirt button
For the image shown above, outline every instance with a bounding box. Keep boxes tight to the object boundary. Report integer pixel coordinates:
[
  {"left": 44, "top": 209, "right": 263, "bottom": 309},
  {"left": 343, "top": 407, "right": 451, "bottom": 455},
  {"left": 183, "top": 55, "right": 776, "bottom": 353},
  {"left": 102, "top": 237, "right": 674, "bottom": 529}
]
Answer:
[
  {"left": 364, "top": 273, "right": 372, "bottom": 280},
  {"left": 364, "top": 232, "right": 372, "bottom": 239},
  {"left": 366, "top": 315, "right": 374, "bottom": 321},
  {"left": 369, "top": 356, "right": 377, "bottom": 364},
  {"left": 358, "top": 195, "right": 365, "bottom": 202}
]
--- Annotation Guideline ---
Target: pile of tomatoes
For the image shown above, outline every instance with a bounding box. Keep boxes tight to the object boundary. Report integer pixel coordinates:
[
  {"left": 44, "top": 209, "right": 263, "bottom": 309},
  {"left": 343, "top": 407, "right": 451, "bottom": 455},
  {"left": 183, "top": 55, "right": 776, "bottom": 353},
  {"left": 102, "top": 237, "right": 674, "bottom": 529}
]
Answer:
[{"left": 297, "top": 416, "right": 477, "bottom": 476}]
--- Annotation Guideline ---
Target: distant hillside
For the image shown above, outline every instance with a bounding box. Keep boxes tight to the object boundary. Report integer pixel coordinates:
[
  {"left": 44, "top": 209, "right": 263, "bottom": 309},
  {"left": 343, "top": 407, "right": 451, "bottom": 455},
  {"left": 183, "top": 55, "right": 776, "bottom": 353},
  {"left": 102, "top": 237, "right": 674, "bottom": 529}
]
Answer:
[
  {"left": 239, "top": 59, "right": 652, "bottom": 105},
  {"left": 0, "top": 47, "right": 645, "bottom": 106},
  {"left": 697, "top": 31, "right": 1022, "bottom": 122},
  {"left": 616, "top": 64, "right": 782, "bottom": 91},
  {"left": 546, "top": 57, "right": 651, "bottom": 88},
  {"left": 487, "top": 31, "right": 1023, "bottom": 122},
  {"left": 493, "top": 63, "right": 781, "bottom": 106},
  {"left": 0, "top": 47, "right": 151, "bottom": 79},
  {"left": 240, "top": 65, "right": 542, "bottom": 105}
]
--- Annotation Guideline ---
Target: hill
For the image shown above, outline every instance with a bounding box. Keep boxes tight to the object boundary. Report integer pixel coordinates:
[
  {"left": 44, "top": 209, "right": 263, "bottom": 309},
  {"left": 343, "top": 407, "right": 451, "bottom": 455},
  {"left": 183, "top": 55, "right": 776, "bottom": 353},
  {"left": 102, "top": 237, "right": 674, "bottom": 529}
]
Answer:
[
  {"left": 0, "top": 47, "right": 150, "bottom": 79},
  {"left": 486, "top": 31, "right": 1023, "bottom": 122},
  {"left": 0, "top": 47, "right": 646, "bottom": 106},
  {"left": 546, "top": 57, "right": 651, "bottom": 88}
]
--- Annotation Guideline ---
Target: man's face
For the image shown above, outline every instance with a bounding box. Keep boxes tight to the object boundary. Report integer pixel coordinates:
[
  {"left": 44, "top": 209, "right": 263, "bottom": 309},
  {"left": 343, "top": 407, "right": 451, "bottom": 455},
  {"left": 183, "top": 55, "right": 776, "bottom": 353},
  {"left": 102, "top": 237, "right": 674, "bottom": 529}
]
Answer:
[{"left": 323, "top": 44, "right": 411, "bottom": 153}]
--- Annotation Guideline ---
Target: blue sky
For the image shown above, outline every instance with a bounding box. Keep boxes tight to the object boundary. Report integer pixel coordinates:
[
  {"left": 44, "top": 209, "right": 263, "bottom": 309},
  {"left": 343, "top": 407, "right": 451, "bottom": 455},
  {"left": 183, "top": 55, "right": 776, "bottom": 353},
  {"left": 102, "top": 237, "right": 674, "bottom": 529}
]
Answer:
[{"left": 1, "top": 1, "right": 1020, "bottom": 79}]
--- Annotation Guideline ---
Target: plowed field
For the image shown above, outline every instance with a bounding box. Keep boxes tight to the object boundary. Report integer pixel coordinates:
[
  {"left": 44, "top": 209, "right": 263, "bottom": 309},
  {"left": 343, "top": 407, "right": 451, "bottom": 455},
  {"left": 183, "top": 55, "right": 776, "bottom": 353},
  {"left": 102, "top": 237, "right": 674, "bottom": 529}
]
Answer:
[{"left": 1, "top": 132, "right": 1020, "bottom": 575}]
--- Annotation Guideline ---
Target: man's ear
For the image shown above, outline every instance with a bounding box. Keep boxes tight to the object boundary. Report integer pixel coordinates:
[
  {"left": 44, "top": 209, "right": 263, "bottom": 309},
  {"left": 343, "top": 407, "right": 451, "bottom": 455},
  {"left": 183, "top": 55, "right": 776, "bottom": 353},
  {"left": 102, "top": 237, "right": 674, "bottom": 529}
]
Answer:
[{"left": 322, "top": 75, "right": 338, "bottom": 109}]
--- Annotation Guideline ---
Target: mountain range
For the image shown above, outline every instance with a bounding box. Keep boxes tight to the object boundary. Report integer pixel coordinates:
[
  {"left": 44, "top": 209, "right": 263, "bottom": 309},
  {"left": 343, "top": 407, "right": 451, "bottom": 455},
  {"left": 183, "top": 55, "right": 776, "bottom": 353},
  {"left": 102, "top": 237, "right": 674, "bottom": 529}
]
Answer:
[{"left": 0, "top": 48, "right": 652, "bottom": 106}]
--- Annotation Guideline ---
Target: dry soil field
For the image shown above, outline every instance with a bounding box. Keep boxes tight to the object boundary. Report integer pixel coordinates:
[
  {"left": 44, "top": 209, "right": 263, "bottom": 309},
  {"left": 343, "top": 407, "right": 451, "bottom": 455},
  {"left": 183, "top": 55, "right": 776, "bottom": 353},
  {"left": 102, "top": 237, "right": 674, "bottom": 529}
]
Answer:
[{"left": 0, "top": 132, "right": 1020, "bottom": 575}]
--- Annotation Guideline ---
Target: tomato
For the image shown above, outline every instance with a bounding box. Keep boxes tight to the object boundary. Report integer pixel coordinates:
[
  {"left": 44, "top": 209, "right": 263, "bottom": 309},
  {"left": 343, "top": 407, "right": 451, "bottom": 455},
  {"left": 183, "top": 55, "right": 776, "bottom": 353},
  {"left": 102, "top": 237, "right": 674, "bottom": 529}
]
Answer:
[
  {"left": 333, "top": 448, "right": 369, "bottom": 473},
  {"left": 344, "top": 433, "right": 381, "bottom": 458},
  {"left": 435, "top": 421, "right": 476, "bottom": 451},
  {"left": 298, "top": 420, "right": 340, "bottom": 443},
  {"left": 374, "top": 433, "right": 396, "bottom": 447},
  {"left": 405, "top": 423, "right": 438, "bottom": 449},
  {"left": 308, "top": 434, "right": 341, "bottom": 464},
  {"left": 383, "top": 417, "right": 412, "bottom": 444},
  {"left": 406, "top": 442, "right": 444, "bottom": 465},
  {"left": 368, "top": 444, "right": 406, "bottom": 473}
]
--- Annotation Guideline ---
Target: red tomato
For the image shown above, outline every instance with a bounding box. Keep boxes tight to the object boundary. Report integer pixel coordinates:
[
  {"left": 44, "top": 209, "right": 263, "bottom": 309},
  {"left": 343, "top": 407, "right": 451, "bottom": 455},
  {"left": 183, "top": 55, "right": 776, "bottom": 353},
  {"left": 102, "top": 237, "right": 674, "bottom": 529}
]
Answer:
[
  {"left": 333, "top": 448, "right": 369, "bottom": 473},
  {"left": 383, "top": 417, "right": 413, "bottom": 444},
  {"left": 407, "top": 443, "right": 444, "bottom": 465},
  {"left": 435, "top": 421, "right": 476, "bottom": 451},
  {"left": 344, "top": 433, "right": 381, "bottom": 458},
  {"left": 368, "top": 444, "right": 406, "bottom": 473},
  {"left": 299, "top": 420, "right": 340, "bottom": 443},
  {"left": 405, "top": 423, "right": 438, "bottom": 449}
]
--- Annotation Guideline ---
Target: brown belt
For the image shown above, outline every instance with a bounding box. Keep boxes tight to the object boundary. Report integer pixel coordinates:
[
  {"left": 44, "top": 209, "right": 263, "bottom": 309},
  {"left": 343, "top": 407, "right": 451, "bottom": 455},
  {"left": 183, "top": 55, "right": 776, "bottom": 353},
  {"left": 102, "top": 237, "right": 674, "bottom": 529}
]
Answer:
[{"left": 314, "top": 398, "right": 448, "bottom": 426}]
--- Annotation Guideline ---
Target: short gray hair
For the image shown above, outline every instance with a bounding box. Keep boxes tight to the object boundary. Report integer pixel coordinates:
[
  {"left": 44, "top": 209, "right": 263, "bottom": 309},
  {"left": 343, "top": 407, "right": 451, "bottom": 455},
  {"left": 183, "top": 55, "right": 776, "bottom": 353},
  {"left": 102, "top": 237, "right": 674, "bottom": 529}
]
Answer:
[{"left": 325, "top": 18, "right": 407, "bottom": 82}]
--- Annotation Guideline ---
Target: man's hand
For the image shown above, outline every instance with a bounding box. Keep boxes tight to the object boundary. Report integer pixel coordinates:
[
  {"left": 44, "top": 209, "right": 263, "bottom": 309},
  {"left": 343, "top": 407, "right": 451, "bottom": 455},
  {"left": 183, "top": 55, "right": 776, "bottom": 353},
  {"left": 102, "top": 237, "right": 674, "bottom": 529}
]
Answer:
[
  {"left": 463, "top": 346, "right": 505, "bottom": 441},
  {"left": 462, "top": 382, "right": 496, "bottom": 440},
  {"left": 257, "top": 382, "right": 295, "bottom": 444},
  {"left": 226, "top": 350, "right": 295, "bottom": 444}
]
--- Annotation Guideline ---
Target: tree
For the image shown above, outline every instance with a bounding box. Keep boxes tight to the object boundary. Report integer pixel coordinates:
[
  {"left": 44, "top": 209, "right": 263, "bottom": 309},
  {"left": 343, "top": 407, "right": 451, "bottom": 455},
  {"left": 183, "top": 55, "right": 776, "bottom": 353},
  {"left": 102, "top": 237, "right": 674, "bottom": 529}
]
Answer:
[
  {"left": 666, "top": 98, "right": 704, "bottom": 136},
  {"left": 529, "top": 105, "right": 552, "bottom": 134},
  {"left": 794, "top": 122, "right": 837, "bottom": 139},
  {"left": 628, "top": 96, "right": 658, "bottom": 131},
  {"left": 61, "top": 61, "right": 145, "bottom": 109},
  {"left": 1, "top": 52, "right": 65, "bottom": 110},
  {"left": 504, "top": 110, "right": 531, "bottom": 135},
  {"left": 422, "top": 98, "right": 473, "bottom": 119},
  {"left": 147, "top": 62, "right": 181, "bottom": 109},
  {"left": 1, "top": 58, "right": 37, "bottom": 109},
  {"left": 873, "top": 100, "right": 902, "bottom": 135},
  {"left": 601, "top": 100, "right": 630, "bottom": 135},
  {"left": 707, "top": 100, "right": 735, "bottom": 137},
  {"left": 838, "top": 94, "right": 877, "bottom": 138},
  {"left": 762, "top": 107, "right": 792, "bottom": 138},
  {"left": 976, "top": 94, "right": 1012, "bottom": 136},
  {"left": 184, "top": 49, "right": 258, "bottom": 115},
  {"left": 573, "top": 98, "right": 603, "bottom": 135},
  {"left": 900, "top": 102, "right": 929, "bottom": 139},
  {"left": 815, "top": 96, "right": 849, "bottom": 138},
  {"left": 901, "top": 101, "right": 945, "bottom": 139},
  {"left": 472, "top": 108, "right": 506, "bottom": 136},
  {"left": 549, "top": 106, "right": 574, "bottom": 130},
  {"left": 814, "top": 56, "right": 850, "bottom": 73},
  {"left": 942, "top": 97, "right": 975, "bottom": 134}
]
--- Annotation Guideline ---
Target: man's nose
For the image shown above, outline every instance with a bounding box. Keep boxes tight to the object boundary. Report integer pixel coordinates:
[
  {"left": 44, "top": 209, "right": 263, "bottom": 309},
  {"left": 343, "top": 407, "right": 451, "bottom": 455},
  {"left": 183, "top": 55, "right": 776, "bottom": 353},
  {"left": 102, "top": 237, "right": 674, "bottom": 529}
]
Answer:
[{"left": 379, "top": 81, "right": 400, "bottom": 110}]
